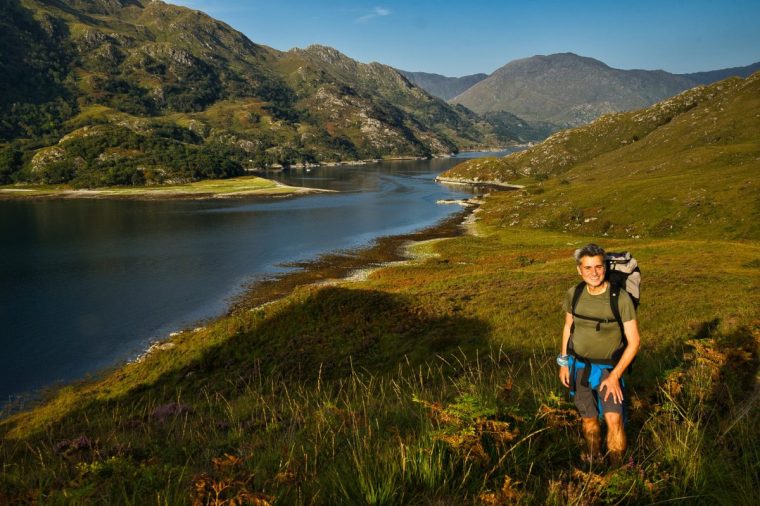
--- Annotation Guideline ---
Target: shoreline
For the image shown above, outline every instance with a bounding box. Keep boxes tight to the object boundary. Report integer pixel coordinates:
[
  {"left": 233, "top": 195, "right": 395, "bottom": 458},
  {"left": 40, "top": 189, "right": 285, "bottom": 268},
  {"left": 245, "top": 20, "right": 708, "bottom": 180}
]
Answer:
[
  {"left": 226, "top": 202, "right": 478, "bottom": 312},
  {"left": 1, "top": 199, "right": 481, "bottom": 415},
  {"left": 0, "top": 148, "right": 527, "bottom": 201},
  {"left": 435, "top": 176, "right": 525, "bottom": 189},
  {"left": 0, "top": 177, "right": 334, "bottom": 201}
]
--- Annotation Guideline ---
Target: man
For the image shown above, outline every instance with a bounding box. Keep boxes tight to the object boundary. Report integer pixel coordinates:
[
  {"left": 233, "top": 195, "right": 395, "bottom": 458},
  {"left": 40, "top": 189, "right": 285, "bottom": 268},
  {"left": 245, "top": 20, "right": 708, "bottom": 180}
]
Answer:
[{"left": 558, "top": 243, "right": 640, "bottom": 466}]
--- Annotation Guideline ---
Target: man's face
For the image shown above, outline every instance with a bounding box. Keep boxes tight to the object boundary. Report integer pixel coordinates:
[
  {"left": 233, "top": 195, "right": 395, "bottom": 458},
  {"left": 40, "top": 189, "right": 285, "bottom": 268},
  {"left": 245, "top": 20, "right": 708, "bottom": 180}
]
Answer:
[{"left": 577, "top": 255, "right": 605, "bottom": 288}]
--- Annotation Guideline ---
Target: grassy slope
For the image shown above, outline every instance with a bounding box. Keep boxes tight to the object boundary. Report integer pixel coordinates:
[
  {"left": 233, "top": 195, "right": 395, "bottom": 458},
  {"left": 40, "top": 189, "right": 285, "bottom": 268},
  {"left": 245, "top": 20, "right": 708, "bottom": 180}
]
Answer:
[{"left": 1, "top": 76, "right": 759, "bottom": 504}]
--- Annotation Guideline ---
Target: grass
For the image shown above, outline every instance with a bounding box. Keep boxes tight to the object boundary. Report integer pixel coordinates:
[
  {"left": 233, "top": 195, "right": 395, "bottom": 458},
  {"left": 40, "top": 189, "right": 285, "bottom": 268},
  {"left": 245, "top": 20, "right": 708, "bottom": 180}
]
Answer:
[{"left": 0, "top": 175, "right": 323, "bottom": 199}]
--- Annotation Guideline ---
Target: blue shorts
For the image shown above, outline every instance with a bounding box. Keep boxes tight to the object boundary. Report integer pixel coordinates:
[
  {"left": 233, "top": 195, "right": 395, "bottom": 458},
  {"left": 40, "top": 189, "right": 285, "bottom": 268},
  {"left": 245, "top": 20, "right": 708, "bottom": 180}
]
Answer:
[{"left": 573, "top": 368, "right": 624, "bottom": 418}]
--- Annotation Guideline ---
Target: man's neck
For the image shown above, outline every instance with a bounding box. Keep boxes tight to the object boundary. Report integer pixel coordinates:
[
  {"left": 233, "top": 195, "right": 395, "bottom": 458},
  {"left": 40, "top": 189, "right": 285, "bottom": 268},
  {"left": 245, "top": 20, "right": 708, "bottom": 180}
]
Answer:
[{"left": 586, "top": 281, "right": 608, "bottom": 296}]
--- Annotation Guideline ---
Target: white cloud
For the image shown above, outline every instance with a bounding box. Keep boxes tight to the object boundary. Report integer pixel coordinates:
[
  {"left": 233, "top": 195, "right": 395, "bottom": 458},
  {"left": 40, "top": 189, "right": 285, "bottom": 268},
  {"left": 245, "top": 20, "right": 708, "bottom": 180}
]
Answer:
[{"left": 357, "top": 6, "right": 391, "bottom": 23}]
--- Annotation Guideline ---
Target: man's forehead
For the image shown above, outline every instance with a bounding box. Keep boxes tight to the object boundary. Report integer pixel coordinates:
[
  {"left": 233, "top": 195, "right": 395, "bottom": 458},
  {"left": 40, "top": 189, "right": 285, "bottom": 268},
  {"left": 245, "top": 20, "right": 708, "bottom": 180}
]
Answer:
[{"left": 579, "top": 255, "right": 604, "bottom": 266}]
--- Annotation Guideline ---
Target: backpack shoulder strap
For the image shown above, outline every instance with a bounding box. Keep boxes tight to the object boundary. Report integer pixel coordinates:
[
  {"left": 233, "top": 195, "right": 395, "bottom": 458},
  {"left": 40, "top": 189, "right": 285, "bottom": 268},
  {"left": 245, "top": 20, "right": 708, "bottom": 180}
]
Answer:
[
  {"left": 609, "top": 284, "right": 624, "bottom": 332},
  {"left": 571, "top": 281, "right": 585, "bottom": 313},
  {"left": 609, "top": 283, "right": 635, "bottom": 373},
  {"left": 569, "top": 281, "right": 585, "bottom": 335},
  {"left": 570, "top": 281, "right": 586, "bottom": 341}
]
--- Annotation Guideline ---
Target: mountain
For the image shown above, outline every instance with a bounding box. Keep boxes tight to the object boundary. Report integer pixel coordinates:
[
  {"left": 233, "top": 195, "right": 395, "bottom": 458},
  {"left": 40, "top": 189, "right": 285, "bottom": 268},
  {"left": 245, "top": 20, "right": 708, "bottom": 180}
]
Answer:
[
  {"left": 397, "top": 71, "right": 488, "bottom": 101},
  {"left": 275, "top": 45, "right": 503, "bottom": 156},
  {"left": 450, "top": 53, "right": 702, "bottom": 128},
  {"left": 680, "top": 61, "right": 760, "bottom": 85},
  {"left": 0, "top": 0, "right": 512, "bottom": 188},
  {"left": 404, "top": 55, "right": 760, "bottom": 132},
  {"left": 440, "top": 71, "right": 760, "bottom": 240},
  {"left": 396, "top": 69, "right": 558, "bottom": 141}
]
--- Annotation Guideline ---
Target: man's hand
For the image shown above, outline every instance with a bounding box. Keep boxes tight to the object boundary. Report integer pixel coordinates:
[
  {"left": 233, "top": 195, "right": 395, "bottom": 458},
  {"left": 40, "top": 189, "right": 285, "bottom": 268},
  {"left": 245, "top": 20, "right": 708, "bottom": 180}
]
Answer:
[
  {"left": 559, "top": 365, "right": 570, "bottom": 387},
  {"left": 599, "top": 371, "right": 623, "bottom": 403}
]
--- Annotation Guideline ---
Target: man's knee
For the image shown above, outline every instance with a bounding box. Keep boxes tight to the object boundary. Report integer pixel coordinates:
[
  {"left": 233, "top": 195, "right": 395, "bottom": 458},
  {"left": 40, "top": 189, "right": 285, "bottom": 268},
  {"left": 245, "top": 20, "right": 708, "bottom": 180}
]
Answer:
[
  {"left": 582, "top": 417, "right": 601, "bottom": 435},
  {"left": 604, "top": 412, "right": 624, "bottom": 431},
  {"left": 604, "top": 412, "right": 627, "bottom": 454}
]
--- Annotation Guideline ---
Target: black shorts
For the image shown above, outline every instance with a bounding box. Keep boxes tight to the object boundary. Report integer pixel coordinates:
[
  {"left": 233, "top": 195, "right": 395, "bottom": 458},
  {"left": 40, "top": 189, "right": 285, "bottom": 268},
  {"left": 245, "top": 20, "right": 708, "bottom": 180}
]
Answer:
[{"left": 574, "top": 368, "right": 624, "bottom": 418}]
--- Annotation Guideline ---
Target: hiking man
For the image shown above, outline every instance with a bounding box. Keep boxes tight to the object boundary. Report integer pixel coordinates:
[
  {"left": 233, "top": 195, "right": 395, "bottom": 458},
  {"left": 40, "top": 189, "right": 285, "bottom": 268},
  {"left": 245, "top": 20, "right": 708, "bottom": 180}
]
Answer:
[{"left": 558, "top": 243, "right": 640, "bottom": 465}]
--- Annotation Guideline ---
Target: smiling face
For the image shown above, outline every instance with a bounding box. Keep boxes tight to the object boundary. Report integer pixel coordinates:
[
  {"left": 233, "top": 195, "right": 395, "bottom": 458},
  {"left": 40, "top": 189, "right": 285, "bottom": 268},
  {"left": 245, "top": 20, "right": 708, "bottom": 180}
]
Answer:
[{"left": 577, "top": 254, "right": 606, "bottom": 289}]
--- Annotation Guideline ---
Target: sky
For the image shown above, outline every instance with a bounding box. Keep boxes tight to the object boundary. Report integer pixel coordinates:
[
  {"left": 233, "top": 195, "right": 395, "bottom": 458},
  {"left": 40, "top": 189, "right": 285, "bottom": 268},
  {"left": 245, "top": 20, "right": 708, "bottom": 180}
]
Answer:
[{"left": 169, "top": 0, "right": 760, "bottom": 77}]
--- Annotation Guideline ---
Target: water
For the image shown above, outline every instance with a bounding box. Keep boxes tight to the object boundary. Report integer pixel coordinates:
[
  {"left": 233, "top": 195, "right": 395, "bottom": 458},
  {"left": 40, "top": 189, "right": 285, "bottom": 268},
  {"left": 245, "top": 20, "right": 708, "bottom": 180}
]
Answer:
[{"left": 0, "top": 152, "right": 517, "bottom": 402}]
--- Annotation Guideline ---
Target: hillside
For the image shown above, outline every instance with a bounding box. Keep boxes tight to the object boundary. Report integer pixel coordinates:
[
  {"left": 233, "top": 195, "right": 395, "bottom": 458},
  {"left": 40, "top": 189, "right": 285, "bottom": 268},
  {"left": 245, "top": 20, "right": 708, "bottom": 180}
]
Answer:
[
  {"left": 0, "top": 0, "right": 511, "bottom": 188},
  {"left": 441, "top": 72, "right": 760, "bottom": 240},
  {"left": 277, "top": 45, "right": 496, "bottom": 155},
  {"left": 451, "top": 53, "right": 699, "bottom": 127},
  {"left": 397, "top": 70, "right": 488, "bottom": 101}
]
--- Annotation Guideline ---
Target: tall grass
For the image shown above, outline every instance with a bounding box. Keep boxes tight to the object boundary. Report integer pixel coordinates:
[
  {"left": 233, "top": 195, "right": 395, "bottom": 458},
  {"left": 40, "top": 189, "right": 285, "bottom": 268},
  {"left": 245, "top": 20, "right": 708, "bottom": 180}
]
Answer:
[{"left": 1, "top": 334, "right": 758, "bottom": 504}]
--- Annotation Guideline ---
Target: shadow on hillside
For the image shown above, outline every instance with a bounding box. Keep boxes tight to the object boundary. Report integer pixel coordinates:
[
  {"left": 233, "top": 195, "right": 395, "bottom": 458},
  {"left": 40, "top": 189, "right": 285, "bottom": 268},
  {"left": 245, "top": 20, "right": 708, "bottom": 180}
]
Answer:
[
  {"left": 192, "top": 286, "right": 494, "bottom": 388},
  {"left": 4, "top": 287, "right": 493, "bottom": 436}
]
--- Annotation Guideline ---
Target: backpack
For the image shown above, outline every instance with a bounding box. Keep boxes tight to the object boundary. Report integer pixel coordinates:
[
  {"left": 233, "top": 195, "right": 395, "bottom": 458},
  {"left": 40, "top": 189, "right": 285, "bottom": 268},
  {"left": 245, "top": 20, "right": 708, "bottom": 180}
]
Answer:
[{"left": 605, "top": 251, "right": 641, "bottom": 310}]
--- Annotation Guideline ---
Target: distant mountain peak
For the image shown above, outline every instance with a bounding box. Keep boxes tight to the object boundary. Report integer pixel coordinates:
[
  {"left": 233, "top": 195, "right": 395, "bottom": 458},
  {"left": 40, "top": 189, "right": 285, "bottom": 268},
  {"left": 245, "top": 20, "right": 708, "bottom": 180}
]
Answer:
[
  {"left": 501, "top": 52, "right": 611, "bottom": 71},
  {"left": 451, "top": 52, "right": 696, "bottom": 126}
]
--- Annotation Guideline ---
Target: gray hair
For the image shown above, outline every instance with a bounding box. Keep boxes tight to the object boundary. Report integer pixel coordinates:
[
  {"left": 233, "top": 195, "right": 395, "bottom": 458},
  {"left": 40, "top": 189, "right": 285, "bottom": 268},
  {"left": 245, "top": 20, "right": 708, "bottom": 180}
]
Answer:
[{"left": 574, "top": 243, "right": 606, "bottom": 265}]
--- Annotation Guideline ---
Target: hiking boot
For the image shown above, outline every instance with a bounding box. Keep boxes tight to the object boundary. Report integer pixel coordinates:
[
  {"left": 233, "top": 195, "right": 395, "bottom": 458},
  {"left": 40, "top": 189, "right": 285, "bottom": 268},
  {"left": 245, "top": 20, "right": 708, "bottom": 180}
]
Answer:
[
  {"left": 580, "top": 451, "right": 604, "bottom": 466},
  {"left": 607, "top": 451, "right": 625, "bottom": 468}
]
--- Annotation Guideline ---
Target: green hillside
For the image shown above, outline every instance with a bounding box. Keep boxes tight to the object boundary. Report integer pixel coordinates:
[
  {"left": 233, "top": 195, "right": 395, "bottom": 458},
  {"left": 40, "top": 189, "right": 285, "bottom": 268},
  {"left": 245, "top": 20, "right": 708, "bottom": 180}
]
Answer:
[
  {"left": 442, "top": 72, "right": 760, "bottom": 240},
  {"left": 0, "top": 0, "right": 510, "bottom": 189}
]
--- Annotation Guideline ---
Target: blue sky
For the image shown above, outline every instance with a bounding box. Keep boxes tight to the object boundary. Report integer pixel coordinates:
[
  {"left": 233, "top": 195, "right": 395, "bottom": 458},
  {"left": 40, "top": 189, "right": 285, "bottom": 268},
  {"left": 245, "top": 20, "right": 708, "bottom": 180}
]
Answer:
[{"left": 170, "top": 0, "right": 760, "bottom": 77}]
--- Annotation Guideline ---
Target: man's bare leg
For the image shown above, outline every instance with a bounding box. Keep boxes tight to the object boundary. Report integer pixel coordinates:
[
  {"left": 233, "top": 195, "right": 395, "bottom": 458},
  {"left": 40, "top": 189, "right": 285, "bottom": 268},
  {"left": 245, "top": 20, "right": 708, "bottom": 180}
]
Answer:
[
  {"left": 581, "top": 417, "right": 602, "bottom": 463},
  {"left": 604, "top": 412, "right": 626, "bottom": 467}
]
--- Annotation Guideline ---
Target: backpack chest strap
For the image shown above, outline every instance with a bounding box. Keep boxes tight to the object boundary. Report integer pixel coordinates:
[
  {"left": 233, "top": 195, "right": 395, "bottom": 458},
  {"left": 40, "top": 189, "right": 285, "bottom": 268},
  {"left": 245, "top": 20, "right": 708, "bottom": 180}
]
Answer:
[{"left": 572, "top": 312, "right": 618, "bottom": 331}]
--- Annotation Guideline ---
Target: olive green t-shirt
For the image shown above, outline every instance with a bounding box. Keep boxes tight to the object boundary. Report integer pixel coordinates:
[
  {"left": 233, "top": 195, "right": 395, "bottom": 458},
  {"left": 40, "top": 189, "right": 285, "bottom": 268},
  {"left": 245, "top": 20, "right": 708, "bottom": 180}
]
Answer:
[{"left": 562, "top": 284, "right": 637, "bottom": 360}]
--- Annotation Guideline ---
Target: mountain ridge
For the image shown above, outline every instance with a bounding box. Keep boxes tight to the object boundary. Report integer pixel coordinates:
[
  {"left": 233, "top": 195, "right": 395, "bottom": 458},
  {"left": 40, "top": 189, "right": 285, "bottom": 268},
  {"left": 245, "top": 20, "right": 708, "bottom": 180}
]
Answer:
[
  {"left": 451, "top": 52, "right": 702, "bottom": 127},
  {"left": 446, "top": 53, "right": 760, "bottom": 128},
  {"left": 397, "top": 70, "right": 488, "bottom": 101}
]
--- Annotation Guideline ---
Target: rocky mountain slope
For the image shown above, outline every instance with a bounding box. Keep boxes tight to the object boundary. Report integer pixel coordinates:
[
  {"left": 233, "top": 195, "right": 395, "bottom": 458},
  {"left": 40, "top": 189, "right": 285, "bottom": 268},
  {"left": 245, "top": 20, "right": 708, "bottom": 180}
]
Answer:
[
  {"left": 0, "top": 0, "right": 513, "bottom": 187},
  {"left": 441, "top": 72, "right": 760, "bottom": 240},
  {"left": 450, "top": 53, "right": 698, "bottom": 127},
  {"left": 449, "top": 53, "right": 760, "bottom": 129}
]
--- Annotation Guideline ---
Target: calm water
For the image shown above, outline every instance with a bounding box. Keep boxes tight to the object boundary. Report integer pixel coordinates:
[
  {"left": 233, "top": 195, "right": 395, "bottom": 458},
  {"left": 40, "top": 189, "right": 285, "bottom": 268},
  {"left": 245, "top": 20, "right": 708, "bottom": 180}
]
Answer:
[{"left": 0, "top": 152, "right": 516, "bottom": 402}]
